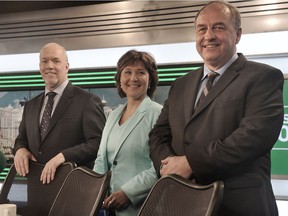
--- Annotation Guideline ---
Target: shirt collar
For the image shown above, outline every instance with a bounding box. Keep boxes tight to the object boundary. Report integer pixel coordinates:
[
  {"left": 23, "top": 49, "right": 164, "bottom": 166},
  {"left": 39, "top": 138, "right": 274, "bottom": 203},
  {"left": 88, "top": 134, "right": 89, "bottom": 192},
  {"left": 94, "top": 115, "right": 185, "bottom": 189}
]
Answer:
[
  {"left": 44, "top": 79, "right": 69, "bottom": 96},
  {"left": 202, "top": 53, "right": 238, "bottom": 80}
]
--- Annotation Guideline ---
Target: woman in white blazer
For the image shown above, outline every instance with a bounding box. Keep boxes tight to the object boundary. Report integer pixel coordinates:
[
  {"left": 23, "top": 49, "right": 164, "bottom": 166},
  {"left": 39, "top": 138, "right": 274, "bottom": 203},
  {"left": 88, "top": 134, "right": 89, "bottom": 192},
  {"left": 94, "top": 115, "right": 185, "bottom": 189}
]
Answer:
[{"left": 94, "top": 50, "right": 162, "bottom": 216}]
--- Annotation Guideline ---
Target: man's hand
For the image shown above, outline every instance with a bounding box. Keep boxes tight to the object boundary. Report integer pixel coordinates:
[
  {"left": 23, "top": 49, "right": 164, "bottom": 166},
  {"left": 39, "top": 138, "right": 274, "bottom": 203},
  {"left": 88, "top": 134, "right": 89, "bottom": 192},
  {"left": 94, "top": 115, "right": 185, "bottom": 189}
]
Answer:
[
  {"left": 40, "top": 153, "right": 65, "bottom": 184},
  {"left": 14, "top": 148, "right": 37, "bottom": 176},
  {"left": 160, "top": 156, "right": 193, "bottom": 179},
  {"left": 103, "top": 190, "right": 131, "bottom": 211}
]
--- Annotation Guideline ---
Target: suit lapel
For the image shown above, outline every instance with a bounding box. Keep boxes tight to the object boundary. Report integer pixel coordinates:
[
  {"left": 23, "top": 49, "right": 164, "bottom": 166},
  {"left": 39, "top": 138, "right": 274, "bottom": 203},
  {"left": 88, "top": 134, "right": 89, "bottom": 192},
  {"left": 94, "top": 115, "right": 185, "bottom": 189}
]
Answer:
[
  {"left": 184, "top": 69, "right": 203, "bottom": 124},
  {"left": 34, "top": 93, "right": 45, "bottom": 143},
  {"left": 190, "top": 54, "right": 246, "bottom": 120},
  {"left": 41, "top": 82, "right": 73, "bottom": 142},
  {"left": 113, "top": 97, "right": 150, "bottom": 159}
]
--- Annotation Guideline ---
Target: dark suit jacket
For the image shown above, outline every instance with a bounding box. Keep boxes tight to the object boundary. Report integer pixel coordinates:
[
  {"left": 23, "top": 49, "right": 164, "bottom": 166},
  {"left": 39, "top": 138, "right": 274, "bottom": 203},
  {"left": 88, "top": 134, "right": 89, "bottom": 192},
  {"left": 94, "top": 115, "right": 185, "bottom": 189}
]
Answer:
[
  {"left": 149, "top": 53, "right": 284, "bottom": 216},
  {"left": 13, "top": 82, "right": 106, "bottom": 169}
]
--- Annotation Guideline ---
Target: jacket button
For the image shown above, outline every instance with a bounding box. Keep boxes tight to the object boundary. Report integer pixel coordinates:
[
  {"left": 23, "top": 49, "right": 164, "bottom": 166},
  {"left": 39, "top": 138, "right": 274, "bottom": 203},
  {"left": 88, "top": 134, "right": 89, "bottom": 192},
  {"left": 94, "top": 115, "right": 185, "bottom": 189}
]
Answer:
[
  {"left": 38, "top": 151, "right": 43, "bottom": 155},
  {"left": 113, "top": 161, "right": 117, "bottom": 165}
]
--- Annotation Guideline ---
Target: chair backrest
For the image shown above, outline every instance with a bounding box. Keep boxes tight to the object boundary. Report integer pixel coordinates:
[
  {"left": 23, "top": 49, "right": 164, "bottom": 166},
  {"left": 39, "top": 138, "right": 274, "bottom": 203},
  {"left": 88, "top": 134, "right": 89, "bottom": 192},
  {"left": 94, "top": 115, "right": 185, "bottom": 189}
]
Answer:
[
  {"left": 137, "top": 174, "right": 224, "bottom": 216},
  {"left": 48, "top": 167, "right": 111, "bottom": 216},
  {"left": 0, "top": 161, "right": 75, "bottom": 216}
]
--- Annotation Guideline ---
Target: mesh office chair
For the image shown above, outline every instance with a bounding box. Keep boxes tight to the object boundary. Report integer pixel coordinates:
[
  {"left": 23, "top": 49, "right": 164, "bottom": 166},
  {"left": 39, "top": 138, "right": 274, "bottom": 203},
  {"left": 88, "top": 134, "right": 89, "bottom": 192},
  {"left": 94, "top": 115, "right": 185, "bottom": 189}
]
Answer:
[
  {"left": 137, "top": 174, "right": 224, "bottom": 216},
  {"left": 48, "top": 167, "right": 111, "bottom": 216},
  {"left": 0, "top": 161, "right": 75, "bottom": 216}
]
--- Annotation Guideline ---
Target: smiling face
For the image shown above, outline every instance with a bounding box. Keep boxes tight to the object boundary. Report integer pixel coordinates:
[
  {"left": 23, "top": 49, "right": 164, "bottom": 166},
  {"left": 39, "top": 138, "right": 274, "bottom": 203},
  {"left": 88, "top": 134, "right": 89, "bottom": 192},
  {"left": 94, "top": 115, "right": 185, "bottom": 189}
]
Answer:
[
  {"left": 39, "top": 43, "right": 69, "bottom": 91},
  {"left": 120, "top": 62, "right": 150, "bottom": 101},
  {"left": 195, "top": 3, "right": 242, "bottom": 70}
]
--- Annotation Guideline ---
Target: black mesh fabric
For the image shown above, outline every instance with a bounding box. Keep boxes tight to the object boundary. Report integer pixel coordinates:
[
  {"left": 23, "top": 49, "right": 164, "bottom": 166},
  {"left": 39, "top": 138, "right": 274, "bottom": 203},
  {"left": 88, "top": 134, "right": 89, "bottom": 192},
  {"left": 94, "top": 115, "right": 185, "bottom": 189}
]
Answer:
[
  {"left": 138, "top": 175, "right": 223, "bottom": 216},
  {"left": 48, "top": 167, "right": 111, "bottom": 216}
]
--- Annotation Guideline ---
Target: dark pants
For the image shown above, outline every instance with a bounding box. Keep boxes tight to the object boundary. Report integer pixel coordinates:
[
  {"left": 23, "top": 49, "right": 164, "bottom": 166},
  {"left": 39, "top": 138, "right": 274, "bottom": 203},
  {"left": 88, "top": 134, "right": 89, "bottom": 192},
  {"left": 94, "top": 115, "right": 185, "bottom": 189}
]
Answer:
[{"left": 98, "top": 209, "right": 116, "bottom": 216}]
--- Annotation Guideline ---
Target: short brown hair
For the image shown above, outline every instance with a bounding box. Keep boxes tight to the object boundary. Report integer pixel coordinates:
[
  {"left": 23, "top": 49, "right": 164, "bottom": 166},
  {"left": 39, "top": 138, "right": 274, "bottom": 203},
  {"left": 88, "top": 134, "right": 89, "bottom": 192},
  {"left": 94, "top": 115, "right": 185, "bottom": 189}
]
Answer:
[{"left": 115, "top": 49, "right": 158, "bottom": 98}]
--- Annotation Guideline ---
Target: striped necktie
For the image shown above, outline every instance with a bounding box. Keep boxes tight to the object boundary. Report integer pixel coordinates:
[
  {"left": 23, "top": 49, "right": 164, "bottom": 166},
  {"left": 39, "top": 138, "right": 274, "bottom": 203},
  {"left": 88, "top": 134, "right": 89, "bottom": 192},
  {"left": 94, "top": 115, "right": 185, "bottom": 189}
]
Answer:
[{"left": 196, "top": 72, "right": 219, "bottom": 108}]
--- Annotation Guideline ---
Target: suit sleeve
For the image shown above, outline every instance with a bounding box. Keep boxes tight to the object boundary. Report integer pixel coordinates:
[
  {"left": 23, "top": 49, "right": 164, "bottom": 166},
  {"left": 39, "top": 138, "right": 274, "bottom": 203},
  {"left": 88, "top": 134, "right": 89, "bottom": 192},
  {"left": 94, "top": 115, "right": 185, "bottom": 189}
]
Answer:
[
  {"left": 13, "top": 104, "right": 29, "bottom": 154},
  {"left": 93, "top": 112, "right": 115, "bottom": 174},
  {"left": 149, "top": 84, "right": 176, "bottom": 176},
  {"left": 61, "top": 94, "right": 106, "bottom": 166}
]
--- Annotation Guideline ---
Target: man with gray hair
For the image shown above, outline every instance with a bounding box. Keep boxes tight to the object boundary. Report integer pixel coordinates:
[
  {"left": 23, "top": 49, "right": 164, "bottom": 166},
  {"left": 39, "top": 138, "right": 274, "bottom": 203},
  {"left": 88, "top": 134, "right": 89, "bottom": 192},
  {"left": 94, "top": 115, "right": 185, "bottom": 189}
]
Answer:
[{"left": 149, "top": 1, "right": 283, "bottom": 215}]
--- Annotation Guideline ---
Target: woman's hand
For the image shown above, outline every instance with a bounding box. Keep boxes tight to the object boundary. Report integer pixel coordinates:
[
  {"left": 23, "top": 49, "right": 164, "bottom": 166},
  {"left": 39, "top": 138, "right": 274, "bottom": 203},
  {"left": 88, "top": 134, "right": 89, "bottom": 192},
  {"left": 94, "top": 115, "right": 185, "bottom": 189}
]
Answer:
[{"left": 103, "top": 190, "right": 131, "bottom": 211}]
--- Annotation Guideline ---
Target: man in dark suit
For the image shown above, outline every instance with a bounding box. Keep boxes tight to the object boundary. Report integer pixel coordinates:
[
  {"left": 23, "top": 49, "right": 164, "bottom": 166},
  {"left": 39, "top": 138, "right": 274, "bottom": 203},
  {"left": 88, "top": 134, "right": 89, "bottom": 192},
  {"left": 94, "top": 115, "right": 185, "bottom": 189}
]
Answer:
[
  {"left": 149, "top": 1, "right": 283, "bottom": 215},
  {"left": 13, "top": 42, "right": 106, "bottom": 184}
]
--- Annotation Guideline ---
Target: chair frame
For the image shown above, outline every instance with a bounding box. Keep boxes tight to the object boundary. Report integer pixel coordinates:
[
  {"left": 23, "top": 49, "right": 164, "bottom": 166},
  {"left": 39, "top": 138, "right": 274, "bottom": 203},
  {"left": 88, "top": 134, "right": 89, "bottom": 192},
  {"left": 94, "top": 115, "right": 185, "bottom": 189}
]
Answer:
[
  {"left": 0, "top": 163, "right": 18, "bottom": 204},
  {"left": 0, "top": 161, "right": 76, "bottom": 216},
  {"left": 138, "top": 174, "right": 224, "bottom": 216},
  {"left": 48, "top": 166, "right": 111, "bottom": 216}
]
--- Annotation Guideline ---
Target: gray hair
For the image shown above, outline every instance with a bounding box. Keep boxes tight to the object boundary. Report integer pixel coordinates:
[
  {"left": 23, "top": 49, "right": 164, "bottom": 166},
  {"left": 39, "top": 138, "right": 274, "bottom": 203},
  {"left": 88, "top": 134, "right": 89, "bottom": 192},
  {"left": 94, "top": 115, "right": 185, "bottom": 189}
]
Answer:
[
  {"left": 194, "top": 1, "right": 241, "bottom": 30},
  {"left": 40, "top": 42, "right": 69, "bottom": 62}
]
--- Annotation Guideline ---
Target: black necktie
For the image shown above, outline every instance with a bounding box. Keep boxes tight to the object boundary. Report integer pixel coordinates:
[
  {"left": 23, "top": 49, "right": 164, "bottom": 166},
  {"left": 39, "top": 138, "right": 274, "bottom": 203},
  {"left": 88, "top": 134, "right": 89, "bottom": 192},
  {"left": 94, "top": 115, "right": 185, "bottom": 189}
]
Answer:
[
  {"left": 196, "top": 72, "right": 219, "bottom": 108},
  {"left": 40, "top": 92, "right": 57, "bottom": 139}
]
